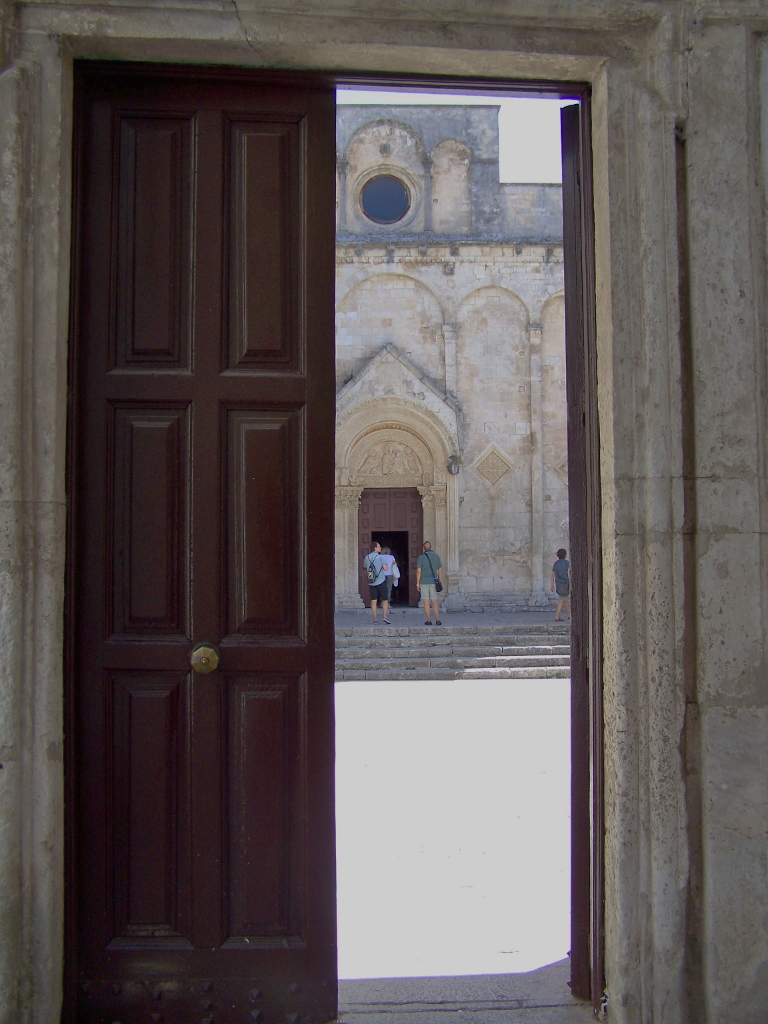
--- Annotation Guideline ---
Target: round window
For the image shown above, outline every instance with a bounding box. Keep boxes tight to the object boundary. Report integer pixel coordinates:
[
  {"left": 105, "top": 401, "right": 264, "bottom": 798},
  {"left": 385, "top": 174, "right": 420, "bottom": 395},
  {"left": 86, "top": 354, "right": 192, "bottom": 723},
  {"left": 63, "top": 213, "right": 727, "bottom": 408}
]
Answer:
[{"left": 361, "top": 175, "right": 410, "bottom": 224}]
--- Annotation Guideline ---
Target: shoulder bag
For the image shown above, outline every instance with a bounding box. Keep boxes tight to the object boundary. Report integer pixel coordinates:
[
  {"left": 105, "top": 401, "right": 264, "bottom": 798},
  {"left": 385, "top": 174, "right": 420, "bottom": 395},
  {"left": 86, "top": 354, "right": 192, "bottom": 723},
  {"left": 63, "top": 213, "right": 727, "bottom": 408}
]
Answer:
[{"left": 426, "top": 552, "right": 443, "bottom": 592}]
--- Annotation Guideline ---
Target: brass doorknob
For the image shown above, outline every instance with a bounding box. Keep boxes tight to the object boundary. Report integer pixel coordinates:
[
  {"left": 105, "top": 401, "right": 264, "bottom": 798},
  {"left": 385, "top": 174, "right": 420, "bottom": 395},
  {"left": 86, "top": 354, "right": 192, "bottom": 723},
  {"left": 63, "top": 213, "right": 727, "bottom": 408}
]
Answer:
[{"left": 190, "top": 642, "right": 221, "bottom": 674}]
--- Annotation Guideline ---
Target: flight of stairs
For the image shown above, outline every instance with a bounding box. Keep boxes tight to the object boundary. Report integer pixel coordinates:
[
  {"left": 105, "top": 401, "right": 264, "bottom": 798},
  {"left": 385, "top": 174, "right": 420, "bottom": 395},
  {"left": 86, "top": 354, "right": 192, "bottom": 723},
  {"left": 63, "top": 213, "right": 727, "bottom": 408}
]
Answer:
[{"left": 335, "top": 622, "right": 570, "bottom": 680}]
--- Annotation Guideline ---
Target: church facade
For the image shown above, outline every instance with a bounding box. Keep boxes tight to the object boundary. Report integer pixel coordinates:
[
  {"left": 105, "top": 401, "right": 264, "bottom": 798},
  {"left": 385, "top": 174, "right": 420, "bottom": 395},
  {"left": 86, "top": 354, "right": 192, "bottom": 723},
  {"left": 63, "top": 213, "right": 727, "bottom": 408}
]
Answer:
[{"left": 335, "top": 105, "right": 567, "bottom": 610}]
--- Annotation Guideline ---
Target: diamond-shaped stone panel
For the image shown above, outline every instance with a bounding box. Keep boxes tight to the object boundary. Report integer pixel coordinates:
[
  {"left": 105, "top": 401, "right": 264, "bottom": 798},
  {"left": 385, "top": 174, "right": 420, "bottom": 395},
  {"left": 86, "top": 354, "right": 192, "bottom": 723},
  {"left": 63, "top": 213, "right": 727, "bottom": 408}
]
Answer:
[
  {"left": 551, "top": 454, "right": 568, "bottom": 485},
  {"left": 472, "top": 445, "right": 517, "bottom": 488}
]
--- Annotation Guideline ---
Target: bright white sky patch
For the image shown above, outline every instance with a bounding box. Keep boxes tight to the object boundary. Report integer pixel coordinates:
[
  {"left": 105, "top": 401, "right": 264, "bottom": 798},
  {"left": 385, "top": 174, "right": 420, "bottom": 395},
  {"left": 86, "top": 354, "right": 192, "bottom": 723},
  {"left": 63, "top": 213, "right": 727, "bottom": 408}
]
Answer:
[{"left": 337, "top": 89, "right": 571, "bottom": 184}]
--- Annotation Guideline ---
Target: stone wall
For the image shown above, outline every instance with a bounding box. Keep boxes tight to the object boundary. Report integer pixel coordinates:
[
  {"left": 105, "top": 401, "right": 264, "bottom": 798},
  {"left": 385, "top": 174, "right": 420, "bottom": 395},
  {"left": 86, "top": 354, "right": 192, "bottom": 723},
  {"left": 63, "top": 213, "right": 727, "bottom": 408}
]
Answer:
[
  {"left": 335, "top": 242, "right": 567, "bottom": 609},
  {"left": 0, "top": 2, "right": 767, "bottom": 1022}
]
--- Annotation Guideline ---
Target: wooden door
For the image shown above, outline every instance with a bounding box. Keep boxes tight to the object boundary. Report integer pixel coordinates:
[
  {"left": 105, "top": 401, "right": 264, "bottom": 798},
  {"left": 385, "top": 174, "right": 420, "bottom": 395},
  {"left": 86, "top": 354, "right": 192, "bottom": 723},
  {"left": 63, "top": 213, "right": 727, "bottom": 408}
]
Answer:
[
  {"left": 561, "top": 101, "right": 603, "bottom": 1007},
  {"left": 66, "top": 64, "right": 336, "bottom": 1024},
  {"left": 357, "top": 489, "right": 423, "bottom": 605}
]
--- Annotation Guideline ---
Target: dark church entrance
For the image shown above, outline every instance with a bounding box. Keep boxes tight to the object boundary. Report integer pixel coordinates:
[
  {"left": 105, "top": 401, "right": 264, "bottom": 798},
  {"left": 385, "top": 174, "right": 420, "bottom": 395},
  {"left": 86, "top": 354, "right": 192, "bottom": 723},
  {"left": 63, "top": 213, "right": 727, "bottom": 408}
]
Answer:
[{"left": 358, "top": 488, "right": 423, "bottom": 606}]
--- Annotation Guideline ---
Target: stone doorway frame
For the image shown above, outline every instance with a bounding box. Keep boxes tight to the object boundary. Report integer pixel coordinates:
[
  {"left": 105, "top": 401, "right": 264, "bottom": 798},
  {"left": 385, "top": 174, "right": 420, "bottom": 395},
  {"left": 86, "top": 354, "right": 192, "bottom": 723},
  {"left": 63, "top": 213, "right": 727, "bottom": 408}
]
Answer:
[
  {"left": 335, "top": 401, "right": 460, "bottom": 610},
  {"left": 4, "top": 7, "right": 724, "bottom": 1020}
]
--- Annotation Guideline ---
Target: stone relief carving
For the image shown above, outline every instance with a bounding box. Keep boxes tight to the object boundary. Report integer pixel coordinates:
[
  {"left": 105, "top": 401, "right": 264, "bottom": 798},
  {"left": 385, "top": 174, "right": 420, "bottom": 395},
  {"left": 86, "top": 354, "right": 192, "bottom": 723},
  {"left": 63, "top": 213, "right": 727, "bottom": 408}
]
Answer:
[
  {"left": 471, "top": 444, "right": 517, "bottom": 489},
  {"left": 356, "top": 441, "right": 423, "bottom": 481}
]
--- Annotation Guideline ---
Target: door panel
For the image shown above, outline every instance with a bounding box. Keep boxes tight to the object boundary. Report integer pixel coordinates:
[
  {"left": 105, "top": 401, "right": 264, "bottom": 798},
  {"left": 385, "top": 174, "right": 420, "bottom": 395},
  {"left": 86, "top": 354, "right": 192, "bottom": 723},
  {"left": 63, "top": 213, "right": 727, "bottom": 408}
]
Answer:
[
  {"left": 225, "top": 119, "right": 299, "bottom": 369},
  {"left": 225, "top": 408, "right": 300, "bottom": 636},
  {"left": 225, "top": 676, "right": 299, "bottom": 939},
  {"left": 110, "top": 673, "right": 189, "bottom": 944},
  {"left": 67, "top": 64, "right": 336, "bottom": 1024},
  {"left": 115, "top": 115, "right": 193, "bottom": 369},
  {"left": 111, "top": 405, "right": 190, "bottom": 635}
]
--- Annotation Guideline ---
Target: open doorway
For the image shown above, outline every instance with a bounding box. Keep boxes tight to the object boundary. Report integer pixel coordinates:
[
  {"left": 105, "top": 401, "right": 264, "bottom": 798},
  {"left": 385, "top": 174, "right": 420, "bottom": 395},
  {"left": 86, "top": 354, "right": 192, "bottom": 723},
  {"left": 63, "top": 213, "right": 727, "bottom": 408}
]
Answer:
[
  {"left": 333, "top": 82, "right": 598, "bottom": 1017},
  {"left": 64, "top": 63, "right": 599, "bottom": 1024}
]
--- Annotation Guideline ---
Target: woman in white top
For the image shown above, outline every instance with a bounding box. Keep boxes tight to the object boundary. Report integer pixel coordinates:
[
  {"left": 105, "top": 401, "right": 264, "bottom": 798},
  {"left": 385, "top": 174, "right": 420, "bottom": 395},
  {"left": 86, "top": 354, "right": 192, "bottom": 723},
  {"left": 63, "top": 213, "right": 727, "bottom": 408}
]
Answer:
[{"left": 380, "top": 546, "right": 397, "bottom": 603}]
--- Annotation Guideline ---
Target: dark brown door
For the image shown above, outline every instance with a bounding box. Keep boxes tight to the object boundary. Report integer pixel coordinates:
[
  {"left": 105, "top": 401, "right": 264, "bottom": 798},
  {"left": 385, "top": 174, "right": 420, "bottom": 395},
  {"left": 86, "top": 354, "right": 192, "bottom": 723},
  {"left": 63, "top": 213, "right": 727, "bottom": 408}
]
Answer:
[
  {"left": 66, "top": 65, "right": 336, "bottom": 1023},
  {"left": 358, "top": 489, "right": 423, "bottom": 605},
  {"left": 561, "top": 101, "right": 603, "bottom": 1007}
]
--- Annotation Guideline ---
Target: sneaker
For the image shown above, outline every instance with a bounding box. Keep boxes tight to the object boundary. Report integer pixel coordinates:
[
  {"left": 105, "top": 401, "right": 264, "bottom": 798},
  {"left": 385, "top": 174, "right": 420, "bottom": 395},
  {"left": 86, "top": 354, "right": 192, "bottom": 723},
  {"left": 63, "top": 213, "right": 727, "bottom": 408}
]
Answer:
[
  {"left": 435, "top": 620, "right": 442, "bottom": 625},
  {"left": 382, "top": 617, "right": 391, "bottom": 624},
  {"left": 424, "top": 620, "right": 433, "bottom": 625}
]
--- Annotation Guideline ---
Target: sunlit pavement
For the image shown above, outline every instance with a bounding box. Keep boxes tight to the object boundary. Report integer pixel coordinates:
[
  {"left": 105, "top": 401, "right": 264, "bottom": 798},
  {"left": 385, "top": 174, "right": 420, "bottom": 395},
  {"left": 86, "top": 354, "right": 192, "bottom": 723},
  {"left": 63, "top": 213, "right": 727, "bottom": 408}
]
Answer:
[{"left": 335, "top": 678, "right": 571, "bottom": 981}]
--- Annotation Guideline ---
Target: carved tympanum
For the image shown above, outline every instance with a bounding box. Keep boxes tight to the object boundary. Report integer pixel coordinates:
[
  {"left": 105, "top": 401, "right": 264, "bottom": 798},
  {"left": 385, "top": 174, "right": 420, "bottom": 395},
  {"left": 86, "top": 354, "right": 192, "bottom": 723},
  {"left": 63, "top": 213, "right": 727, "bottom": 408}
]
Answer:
[{"left": 357, "top": 441, "right": 422, "bottom": 477}]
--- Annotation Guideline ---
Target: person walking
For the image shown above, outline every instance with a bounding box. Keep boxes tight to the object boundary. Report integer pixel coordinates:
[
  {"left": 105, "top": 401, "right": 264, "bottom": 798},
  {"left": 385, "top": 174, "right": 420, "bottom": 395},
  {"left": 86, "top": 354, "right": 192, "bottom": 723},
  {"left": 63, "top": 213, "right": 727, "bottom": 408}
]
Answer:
[
  {"left": 380, "top": 545, "right": 396, "bottom": 605},
  {"left": 363, "top": 541, "right": 390, "bottom": 624},
  {"left": 551, "top": 548, "right": 571, "bottom": 621},
  {"left": 416, "top": 541, "right": 444, "bottom": 625}
]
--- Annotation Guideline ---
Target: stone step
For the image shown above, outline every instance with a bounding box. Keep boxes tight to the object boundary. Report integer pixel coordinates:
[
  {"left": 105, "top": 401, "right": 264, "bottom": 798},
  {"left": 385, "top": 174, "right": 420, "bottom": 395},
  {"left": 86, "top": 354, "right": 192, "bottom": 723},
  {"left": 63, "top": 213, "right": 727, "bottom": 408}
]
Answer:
[
  {"left": 335, "top": 642, "right": 570, "bottom": 654},
  {"left": 334, "top": 631, "right": 569, "bottom": 646},
  {"left": 336, "top": 644, "right": 570, "bottom": 660},
  {"left": 334, "top": 623, "right": 571, "bottom": 680},
  {"left": 335, "top": 625, "right": 569, "bottom": 637},
  {"left": 336, "top": 665, "right": 571, "bottom": 681},
  {"left": 336, "top": 654, "right": 570, "bottom": 669}
]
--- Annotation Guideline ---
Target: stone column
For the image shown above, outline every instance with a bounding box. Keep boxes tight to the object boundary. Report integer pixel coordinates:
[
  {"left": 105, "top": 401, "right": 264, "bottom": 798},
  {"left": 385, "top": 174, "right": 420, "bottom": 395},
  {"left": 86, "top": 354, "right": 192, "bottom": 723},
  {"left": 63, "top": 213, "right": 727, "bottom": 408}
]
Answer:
[
  {"left": 527, "top": 322, "right": 546, "bottom": 601},
  {"left": 417, "top": 486, "right": 437, "bottom": 552},
  {"left": 335, "top": 486, "right": 364, "bottom": 609},
  {"left": 338, "top": 158, "right": 348, "bottom": 231},
  {"left": 442, "top": 322, "right": 458, "bottom": 397},
  {"left": 423, "top": 483, "right": 464, "bottom": 610}
]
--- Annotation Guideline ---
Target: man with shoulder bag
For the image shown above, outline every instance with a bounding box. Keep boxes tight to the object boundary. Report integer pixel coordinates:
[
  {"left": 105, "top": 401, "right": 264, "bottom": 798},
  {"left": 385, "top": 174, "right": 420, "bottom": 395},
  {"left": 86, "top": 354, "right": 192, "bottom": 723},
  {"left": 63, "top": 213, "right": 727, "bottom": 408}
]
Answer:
[{"left": 415, "top": 541, "right": 444, "bottom": 626}]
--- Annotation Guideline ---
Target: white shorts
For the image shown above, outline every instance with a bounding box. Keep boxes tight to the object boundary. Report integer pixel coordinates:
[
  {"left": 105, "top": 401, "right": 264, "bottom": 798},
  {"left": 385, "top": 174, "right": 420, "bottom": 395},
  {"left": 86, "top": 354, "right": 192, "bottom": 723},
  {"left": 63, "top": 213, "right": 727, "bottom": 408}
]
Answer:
[{"left": 420, "top": 583, "right": 439, "bottom": 601}]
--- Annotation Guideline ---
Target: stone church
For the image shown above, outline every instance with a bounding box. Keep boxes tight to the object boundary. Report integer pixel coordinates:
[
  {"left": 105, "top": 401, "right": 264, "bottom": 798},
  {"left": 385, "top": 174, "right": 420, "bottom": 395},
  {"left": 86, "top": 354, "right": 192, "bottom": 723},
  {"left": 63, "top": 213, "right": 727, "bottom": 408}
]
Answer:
[{"left": 334, "top": 104, "right": 567, "bottom": 610}]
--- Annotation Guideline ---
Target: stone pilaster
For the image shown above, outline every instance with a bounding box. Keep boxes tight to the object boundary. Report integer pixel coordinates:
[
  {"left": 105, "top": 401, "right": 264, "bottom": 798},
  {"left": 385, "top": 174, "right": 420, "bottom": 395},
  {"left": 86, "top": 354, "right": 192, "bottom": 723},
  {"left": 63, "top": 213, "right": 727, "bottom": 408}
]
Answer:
[
  {"left": 338, "top": 158, "right": 348, "bottom": 232},
  {"left": 527, "top": 322, "right": 546, "bottom": 598},
  {"left": 422, "top": 155, "right": 433, "bottom": 232},
  {"left": 442, "top": 322, "right": 458, "bottom": 397},
  {"left": 431, "top": 485, "right": 448, "bottom": 562}
]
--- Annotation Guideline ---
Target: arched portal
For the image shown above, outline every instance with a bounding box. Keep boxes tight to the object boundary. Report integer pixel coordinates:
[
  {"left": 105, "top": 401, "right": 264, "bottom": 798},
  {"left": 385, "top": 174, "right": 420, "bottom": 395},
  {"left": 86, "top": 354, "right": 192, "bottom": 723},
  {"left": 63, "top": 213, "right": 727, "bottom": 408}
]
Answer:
[{"left": 335, "top": 389, "right": 461, "bottom": 609}]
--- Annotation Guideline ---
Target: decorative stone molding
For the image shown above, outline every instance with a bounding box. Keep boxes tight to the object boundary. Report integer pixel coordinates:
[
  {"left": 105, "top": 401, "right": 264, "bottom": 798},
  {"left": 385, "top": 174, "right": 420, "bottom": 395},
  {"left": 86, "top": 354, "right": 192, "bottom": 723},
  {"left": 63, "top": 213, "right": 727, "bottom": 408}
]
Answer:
[
  {"left": 470, "top": 443, "right": 518, "bottom": 490},
  {"left": 336, "top": 343, "right": 463, "bottom": 470},
  {"left": 335, "top": 485, "right": 363, "bottom": 509}
]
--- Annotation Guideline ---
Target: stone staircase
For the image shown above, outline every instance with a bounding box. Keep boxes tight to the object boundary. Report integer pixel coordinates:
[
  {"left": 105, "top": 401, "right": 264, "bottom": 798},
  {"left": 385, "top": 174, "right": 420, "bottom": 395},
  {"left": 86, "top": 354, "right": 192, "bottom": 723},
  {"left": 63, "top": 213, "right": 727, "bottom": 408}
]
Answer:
[{"left": 335, "top": 622, "right": 570, "bottom": 680}]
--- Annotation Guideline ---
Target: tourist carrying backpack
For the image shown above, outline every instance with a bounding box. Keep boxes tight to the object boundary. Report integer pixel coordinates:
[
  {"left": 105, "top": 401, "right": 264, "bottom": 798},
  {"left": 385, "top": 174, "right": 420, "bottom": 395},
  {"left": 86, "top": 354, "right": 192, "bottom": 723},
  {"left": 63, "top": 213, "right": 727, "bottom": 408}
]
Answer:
[
  {"left": 363, "top": 541, "right": 390, "bottom": 624},
  {"left": 380, "top": 546, "right": 397, "bottom": 603}
]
